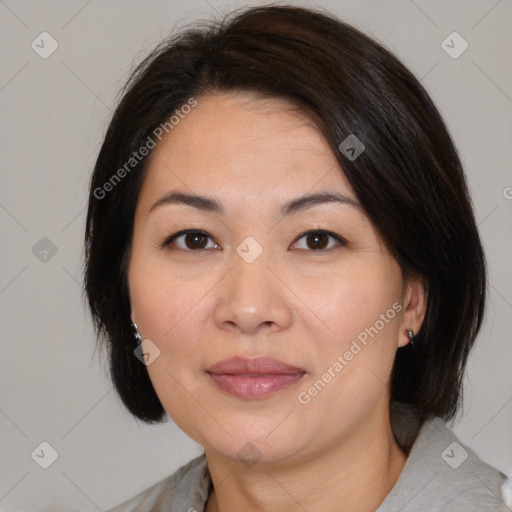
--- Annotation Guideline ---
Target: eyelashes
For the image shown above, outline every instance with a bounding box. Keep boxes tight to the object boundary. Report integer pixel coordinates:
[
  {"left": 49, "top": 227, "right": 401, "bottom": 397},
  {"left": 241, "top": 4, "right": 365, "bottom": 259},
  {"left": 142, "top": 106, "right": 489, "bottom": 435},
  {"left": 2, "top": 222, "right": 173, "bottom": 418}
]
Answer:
[
  {"left": 159, "top": 229, "right": 347, "bottom": 253},
  {"left": 161, "top": 229, "right": 219, "bottom": 251}
]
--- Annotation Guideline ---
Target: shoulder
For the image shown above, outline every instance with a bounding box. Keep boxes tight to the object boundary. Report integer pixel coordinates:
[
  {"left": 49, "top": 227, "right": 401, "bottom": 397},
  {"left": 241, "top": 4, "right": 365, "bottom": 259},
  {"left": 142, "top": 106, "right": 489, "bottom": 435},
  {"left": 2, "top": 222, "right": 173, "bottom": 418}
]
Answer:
[
  {"left": 380, "top": 413, "right": 511, "bottom": 511},
  {"left": 423, "top": 417, "right": 509, "bottom": 510},
  {"left": 105, "top": 453, "right": 210, "bottom": 512}
]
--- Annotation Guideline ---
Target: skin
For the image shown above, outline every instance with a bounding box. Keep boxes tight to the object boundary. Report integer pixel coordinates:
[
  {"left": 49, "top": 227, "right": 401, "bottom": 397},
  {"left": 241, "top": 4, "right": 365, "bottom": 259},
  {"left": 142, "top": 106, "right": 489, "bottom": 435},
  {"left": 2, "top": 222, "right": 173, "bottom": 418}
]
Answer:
[{"left": 128, "top": 91, "right": 427, "bottom": 512}]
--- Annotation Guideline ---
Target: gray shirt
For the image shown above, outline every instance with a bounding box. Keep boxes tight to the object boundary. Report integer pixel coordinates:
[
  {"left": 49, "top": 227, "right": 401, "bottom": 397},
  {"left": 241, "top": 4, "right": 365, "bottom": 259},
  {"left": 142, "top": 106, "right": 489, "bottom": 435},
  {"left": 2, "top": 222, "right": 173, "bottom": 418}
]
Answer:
[{"left": 106, "top": 416, "right": 511, "bottom": 511}]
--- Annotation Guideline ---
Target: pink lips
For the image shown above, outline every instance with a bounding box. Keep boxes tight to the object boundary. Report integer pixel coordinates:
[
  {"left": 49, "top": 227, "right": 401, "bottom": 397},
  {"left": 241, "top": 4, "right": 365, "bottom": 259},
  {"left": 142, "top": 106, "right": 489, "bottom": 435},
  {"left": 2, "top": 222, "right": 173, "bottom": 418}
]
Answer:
[{"left": 206, "top": 356, "right": 306, "bottom": 399}]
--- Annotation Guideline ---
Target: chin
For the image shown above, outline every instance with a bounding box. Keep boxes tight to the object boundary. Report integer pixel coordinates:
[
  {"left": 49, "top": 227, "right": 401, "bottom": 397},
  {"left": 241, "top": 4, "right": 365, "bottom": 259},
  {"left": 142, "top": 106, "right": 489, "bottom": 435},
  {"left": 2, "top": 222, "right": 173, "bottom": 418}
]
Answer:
[{"left": 201, "top": 421, "right": 308, "bottom": 466}]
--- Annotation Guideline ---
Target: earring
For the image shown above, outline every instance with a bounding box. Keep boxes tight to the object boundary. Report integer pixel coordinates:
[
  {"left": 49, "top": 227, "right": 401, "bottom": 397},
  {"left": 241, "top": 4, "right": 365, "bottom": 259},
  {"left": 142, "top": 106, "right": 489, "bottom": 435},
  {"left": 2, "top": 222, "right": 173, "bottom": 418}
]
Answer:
[
  {"left": 405, "top": 328, "right": 415, "bottom": 346},
  {"left": 131, "top": 323, "right": 142, "bottom": 346}
]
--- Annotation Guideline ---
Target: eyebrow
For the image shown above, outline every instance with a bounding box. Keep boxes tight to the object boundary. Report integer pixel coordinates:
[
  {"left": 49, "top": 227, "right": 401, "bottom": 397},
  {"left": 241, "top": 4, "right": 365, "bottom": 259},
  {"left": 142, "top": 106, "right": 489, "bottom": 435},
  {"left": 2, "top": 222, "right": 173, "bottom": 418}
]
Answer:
[{"left": 149, "top": 190, "right": 361, "bottom": 216}]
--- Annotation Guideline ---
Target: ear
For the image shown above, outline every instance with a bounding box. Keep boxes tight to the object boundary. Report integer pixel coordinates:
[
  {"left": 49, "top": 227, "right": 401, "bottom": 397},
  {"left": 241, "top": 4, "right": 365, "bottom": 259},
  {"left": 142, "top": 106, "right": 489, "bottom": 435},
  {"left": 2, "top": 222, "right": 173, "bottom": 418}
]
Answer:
[{"left": 397, "top": 274, "right": 428, "bottom": 348}]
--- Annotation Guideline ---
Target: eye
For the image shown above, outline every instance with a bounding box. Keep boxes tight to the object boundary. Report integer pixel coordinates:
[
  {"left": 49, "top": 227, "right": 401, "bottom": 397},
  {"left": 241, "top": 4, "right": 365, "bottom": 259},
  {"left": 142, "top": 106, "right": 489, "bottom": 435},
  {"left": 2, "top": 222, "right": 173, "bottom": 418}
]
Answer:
[
  {"left": 291, "top": 230, "right": 346, "bottom": 251},
  {"left": 160, "top": 229, "right": 220, "bottom": 251},
  {"left": 160, "top": 228, "right": 346, "bottom": 252}
]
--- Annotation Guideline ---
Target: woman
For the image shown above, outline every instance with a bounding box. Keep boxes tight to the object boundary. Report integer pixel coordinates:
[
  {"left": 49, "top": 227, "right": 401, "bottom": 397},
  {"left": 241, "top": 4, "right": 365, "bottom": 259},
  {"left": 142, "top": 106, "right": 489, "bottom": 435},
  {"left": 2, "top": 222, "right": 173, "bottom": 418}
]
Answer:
[{"left": 83, "top": 4, "right": 511, "bottom": 511}]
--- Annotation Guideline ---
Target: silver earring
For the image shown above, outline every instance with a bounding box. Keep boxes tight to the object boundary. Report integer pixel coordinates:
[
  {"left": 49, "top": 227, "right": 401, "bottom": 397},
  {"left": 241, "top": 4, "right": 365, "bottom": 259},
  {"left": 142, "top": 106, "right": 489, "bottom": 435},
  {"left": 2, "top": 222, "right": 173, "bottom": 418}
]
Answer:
[
  {"left": 131, "top": 323, "right": 142, "bottom": 346},
  {"left": 405, "top": 328, "right": 415, "bottom": 346}
]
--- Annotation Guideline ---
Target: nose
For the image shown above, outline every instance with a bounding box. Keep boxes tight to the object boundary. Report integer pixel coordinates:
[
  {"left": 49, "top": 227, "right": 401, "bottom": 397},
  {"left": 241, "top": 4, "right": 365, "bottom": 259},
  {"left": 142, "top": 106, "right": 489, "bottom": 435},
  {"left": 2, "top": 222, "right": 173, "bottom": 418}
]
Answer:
[{"left": 213, "top": 247, "right": 293, "bottom": 335}]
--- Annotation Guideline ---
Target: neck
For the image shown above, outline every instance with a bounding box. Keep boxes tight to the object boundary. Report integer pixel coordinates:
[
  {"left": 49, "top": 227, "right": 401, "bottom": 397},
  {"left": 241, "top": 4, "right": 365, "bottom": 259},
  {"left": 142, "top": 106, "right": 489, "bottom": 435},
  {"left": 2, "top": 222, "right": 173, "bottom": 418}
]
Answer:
[{"left": 205, "top": 408, "right": 408, "bottom": 512}]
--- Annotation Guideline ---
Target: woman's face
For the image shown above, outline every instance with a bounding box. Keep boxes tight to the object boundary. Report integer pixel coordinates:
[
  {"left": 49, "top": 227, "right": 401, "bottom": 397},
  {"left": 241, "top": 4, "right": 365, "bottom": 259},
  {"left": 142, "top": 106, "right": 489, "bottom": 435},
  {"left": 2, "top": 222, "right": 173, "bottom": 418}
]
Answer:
[{"left": 128, "top": 92, "right": 423, "bottom": 464}]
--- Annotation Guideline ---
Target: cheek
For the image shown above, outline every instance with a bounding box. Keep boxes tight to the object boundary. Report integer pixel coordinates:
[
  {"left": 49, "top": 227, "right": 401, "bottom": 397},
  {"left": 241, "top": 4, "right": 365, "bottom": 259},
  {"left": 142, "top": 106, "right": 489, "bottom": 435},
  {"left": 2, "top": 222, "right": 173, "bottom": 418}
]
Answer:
[
  {"left": 295, "top": 276, "right": 402, "bottom": 423},
  {"left": 297, "top": 261, "right": 403, "bottom": 405},
  {"left": 128, "top": 249, "right": 209, "bottom": 340},
  {"left": 301, "top": 261, "right": 402, "bottom": 346},
  {"left": 128, "top": 256, "right": 217, "bottom": 413},
  {"left": 128, "top": 259, "right": 213, "bottom": 436}
]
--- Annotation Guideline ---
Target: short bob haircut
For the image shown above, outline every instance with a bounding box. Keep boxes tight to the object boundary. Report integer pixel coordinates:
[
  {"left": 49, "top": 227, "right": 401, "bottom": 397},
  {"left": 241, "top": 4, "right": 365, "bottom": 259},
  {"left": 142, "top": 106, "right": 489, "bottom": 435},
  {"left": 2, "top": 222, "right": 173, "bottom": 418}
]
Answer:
[{"left": 83, "top": 4, "right": 486, "bottom": 430}]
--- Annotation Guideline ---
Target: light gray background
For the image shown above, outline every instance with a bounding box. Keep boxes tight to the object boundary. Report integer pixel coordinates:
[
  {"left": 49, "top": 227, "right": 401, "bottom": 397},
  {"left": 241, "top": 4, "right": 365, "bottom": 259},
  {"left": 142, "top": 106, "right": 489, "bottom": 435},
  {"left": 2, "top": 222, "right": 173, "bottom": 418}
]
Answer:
[{"left": 1, "top": 0, "right": 511, "bottom": 510}]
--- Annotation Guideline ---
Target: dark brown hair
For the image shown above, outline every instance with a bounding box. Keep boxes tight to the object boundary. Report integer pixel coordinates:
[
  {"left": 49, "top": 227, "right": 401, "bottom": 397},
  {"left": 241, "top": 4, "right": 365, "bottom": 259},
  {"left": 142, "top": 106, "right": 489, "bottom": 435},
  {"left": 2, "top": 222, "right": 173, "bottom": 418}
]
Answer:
[{"left": 83, "top": 4, "right": 486, "bottom": 427}]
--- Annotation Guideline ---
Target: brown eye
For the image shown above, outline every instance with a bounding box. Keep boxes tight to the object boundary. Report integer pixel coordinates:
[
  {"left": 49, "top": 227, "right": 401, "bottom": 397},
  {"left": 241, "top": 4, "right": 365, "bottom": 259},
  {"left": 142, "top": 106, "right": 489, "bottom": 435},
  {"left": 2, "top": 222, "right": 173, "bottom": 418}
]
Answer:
[
  {"left": 306, "top": 232, "right": 329, "bottom": 250},
  {"left": 183, "top": 232, "right": 209, "bottom": 249},
  {"left": 161, "top": 229, "right": 344, "bottom": 252},
  {"left": 292, "top": 230, "right": 346, "bottom": 251},
  {"left": 162, "top": 230, "right": 219, "bottom": 251}
]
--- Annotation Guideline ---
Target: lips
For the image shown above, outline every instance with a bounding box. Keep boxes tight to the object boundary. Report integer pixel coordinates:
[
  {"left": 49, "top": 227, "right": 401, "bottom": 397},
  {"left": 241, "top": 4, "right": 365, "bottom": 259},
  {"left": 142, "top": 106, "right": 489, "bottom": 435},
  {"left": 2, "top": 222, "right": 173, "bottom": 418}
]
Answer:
[
  {"left": 206, "top": 356, "right": 306, "bottom": 375},
  {"left": 206, "top": 356, "right": 306, "bottom": 399}
]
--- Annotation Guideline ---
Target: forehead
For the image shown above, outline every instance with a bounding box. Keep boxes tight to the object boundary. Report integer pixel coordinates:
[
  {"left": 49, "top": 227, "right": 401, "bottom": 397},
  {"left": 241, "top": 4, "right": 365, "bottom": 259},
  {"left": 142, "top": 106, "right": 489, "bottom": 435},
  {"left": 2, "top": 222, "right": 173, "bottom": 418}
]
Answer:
[{"left": 140, "top": 92, "right": 354, "bottom": 203}]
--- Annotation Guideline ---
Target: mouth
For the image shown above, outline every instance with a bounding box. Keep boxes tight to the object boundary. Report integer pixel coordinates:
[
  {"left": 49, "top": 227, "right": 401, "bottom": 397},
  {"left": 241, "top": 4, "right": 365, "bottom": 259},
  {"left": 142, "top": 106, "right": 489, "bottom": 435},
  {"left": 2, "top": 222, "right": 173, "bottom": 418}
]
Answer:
[{"left": 206, "top": 356, "right": 306, "bottom": 399}]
